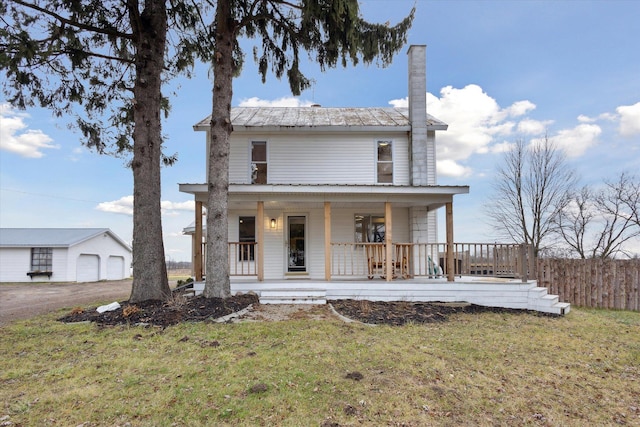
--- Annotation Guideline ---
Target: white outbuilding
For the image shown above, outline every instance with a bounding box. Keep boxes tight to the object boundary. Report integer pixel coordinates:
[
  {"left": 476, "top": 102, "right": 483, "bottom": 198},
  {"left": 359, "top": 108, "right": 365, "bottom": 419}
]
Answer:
[{"left": 0, "top": 228, "right": 132, "bottom": 283}]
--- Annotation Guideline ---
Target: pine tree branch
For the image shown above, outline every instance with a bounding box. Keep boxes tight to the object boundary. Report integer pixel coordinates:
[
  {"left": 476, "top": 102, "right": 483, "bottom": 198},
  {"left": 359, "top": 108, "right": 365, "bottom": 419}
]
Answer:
[{"left": 9, "top": 0, "right": 134, "bottom": 40}]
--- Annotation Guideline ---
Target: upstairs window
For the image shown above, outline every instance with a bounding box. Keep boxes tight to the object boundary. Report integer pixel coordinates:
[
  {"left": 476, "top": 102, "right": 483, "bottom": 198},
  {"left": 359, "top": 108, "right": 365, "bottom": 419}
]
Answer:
[
  {"left": 31, "top": 247, "right": 52, "bottom": 272},
  {"left": 251, "top": 141, "right": 267, "bottom": 184},
  {"left": 377, "top": 140, "right": 393, "bottom": 183},
  {"left": 355, "top": 214, "right": 385, "bottom": 243},
  {"left": 239, "top": 216, "right": 255, "bottom": 261}
]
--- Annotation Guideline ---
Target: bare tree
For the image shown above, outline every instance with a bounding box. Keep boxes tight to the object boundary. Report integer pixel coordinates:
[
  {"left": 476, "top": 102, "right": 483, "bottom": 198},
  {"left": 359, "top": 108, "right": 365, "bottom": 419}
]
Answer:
[
  {"left": 486, "top": 136, "right": 577, "bottom": 256},
  {"left": 555, "top": 172, "right": 640, "bottom": 259},
  {"left": 617, "top": 172, "right": 640, "bottom": 228},
  {"left": 555, "top": 186, "right": 593, "bottom": 258}
]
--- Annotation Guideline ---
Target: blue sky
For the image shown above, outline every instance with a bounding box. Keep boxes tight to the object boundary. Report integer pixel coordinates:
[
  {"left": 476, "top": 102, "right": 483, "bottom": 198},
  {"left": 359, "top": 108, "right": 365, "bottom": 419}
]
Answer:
[{"left": 1, "top": 0, "right": 639, "bottom": 261}]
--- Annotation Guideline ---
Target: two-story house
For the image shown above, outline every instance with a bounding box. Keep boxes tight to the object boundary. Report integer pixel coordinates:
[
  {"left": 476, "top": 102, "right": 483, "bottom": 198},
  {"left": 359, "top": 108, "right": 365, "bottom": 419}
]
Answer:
[{"left": 179, "top": 45, "right": 569, "bottom": 315}]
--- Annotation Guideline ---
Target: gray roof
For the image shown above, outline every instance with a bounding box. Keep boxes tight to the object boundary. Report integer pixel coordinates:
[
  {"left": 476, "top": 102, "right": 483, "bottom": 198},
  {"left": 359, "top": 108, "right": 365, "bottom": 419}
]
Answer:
[
  {"left": 0, "top": 228, "right": 131, "bottom": 251},
  {"left": 193, "top": 107, "right": 447, "bottom": 131}
]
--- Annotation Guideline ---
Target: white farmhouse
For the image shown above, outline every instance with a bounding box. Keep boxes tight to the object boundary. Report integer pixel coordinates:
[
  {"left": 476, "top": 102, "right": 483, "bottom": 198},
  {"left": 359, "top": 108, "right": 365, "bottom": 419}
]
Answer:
[
  {"left": 0, "top": 228, "right": 132, "bottom": 282},
  {"left": 179, "top": 45, "right": 569, "bottom": 315}
]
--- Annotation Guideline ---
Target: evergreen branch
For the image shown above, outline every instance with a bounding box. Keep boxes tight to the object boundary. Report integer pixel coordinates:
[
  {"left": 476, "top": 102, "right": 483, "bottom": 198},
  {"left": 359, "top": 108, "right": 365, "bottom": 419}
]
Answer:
[{"left": 9, "top": 0, "right": 133, "bottom": 40}]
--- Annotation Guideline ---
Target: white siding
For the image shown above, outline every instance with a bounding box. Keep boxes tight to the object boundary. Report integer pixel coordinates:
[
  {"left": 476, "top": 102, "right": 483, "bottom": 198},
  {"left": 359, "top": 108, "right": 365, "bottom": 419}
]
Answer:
[
  {"left": 306, "top": 209, "right": 324, "bottom": 279},
  {"left": 51, "top": 248, "right": 69, "bottom": 281},
  {"left": 262, "top": 212, "right": 285, "bottom": 279},
  {"left": 0, "top": 247, "right": 70, "bottom": 282},
  {"left": 426, "top": 130, "right": 437, "bottom": 185},
  {"left": 229, "top": 138, "right": 250, "bottom": 183},
  {"left": 0, "top": 248, "right": 31, "bottom": 282},
  {"left": 392, "top": 138, "right": 411, "bottom": 186},
  {"left": 228, "top": 132, "right": 410, "bottom": 185}
]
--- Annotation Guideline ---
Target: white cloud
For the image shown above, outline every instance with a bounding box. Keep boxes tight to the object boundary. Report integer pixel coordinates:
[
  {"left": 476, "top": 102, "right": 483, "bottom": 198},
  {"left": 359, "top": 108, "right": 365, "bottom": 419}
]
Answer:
[
  {"left": 161, "top": 200, "right": 195, "bottom": 217},
  {"left": 437, "top": 159, "right": 472, "bottom": 178},
  {"left": 617, "top": 102, "right": 640, "bottom": 137},
  {"left": 578, "top": 114, "right": 595, "bottom": 123},
  {"left": 490, "top": 141, "right": 515, "bottom": 154},
  {"left": 579, "top": 112, "right": 617, "bottom": 123},
  {"left": 535, "top": 123, "right": 602, "bottom": 157},
  {"left": 97, "top": 196, "right": 194, "bottom": 216},
  {"left": 504, "top": 100, "right": 536, "bottom": 117},
  {"left": 388, "top": 97, "right": 408, "bottom": 108},
  {"left": 238, "top": 96, "right": 314, "bottom": 107},
  {"left": 425, "top": 85, "right": 539, "bottom": 173},
  {"left": 390, "top": 86, "right": 542, "bottom": 175},
  {"left": 516, "top": 118, "right": 553, "bottom": 135},
  {"left": 0, "top": 103, "right": 59, "bottom": 158},
  {"left": 97, "top": 195, "right": 134, "bottom": 215}
]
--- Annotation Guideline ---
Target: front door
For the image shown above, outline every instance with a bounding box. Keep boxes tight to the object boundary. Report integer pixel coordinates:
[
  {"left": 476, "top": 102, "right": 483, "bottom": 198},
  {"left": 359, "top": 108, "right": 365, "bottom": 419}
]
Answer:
[{"left": 287, "top": 215, "right": 306, "bottom": 273}]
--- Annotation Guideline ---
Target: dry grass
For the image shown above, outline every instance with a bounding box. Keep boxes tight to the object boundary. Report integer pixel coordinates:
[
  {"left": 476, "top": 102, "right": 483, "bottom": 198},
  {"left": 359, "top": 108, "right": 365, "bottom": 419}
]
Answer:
[{"left": 0, "top": 307, "right": 639, "bottom": 426}]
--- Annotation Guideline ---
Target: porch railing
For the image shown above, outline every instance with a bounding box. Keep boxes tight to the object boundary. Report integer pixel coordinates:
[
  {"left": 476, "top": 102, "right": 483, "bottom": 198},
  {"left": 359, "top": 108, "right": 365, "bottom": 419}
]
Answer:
[
  {"left": 330, "top": 242, "right": 535, "bottom": 281},
  {"left": 197, "top": 242, "right": 534, "bottom": 281},
  {"left": 199, "top": 242, "right": 258, "bottom": 277}
]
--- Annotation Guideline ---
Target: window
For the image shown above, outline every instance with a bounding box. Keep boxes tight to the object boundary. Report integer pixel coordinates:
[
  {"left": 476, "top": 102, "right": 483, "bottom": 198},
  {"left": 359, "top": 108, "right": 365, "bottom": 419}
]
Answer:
[
  {"left": 377, "top": 140, "right": 393, "bottom": 183},
  {"left": 251, "top": 141, "right": 267, "bottom": 184},
  {"left": 355, "top": 215, "right": 385, "bottom": 243},
  {"left": 239, "top": 216, "right": 255, "bottom": 261},
  {"left": 31, "top": 247, "right": 52, "bottom": 272}
]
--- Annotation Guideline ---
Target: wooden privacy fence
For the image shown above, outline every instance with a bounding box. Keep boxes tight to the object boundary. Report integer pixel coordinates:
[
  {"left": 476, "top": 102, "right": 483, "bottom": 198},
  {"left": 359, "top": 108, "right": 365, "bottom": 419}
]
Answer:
[{"left": 537, "top": 258, "right": 640, "bottom": 311}]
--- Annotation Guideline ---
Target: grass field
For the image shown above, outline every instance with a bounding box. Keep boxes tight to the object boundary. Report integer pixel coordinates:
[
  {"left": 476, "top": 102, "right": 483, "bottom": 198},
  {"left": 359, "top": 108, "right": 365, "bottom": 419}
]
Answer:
[{"left": 1, "top": 306, "right": 639, "bottom": 426}]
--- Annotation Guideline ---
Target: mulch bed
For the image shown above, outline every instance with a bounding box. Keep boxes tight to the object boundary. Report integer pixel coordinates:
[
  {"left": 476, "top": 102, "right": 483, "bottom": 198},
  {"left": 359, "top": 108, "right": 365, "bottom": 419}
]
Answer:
[
  {"left": 58, "top": 293, "right": 259, "bottom": 328},
  {"left": 330, "top": 299, "right": 546, "bottom": 325},
  {"left": 58, "top": 292, "right": 552, "bottom": 328}
]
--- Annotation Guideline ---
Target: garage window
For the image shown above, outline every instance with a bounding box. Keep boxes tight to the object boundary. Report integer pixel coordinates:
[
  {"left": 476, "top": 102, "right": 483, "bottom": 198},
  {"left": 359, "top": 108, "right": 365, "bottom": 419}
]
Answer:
[{"left": 31, "top": 247, "right": 52, "bottom": 272}]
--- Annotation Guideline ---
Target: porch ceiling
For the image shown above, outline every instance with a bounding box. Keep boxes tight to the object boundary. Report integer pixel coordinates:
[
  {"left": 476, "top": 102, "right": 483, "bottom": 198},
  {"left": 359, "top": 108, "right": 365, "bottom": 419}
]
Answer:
[{"left": 179, "top": 183, "right": 469, "bottom": 210}]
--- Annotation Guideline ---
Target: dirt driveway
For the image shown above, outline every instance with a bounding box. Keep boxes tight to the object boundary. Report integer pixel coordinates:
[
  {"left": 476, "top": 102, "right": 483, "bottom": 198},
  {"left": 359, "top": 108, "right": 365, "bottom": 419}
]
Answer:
[{"left": 0, "top": 279, "right": 134, "bottom": 327}]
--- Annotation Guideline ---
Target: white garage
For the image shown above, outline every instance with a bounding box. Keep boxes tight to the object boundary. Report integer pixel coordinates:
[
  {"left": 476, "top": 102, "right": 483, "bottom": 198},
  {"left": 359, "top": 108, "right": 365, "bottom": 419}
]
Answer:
[{"left": 0, "top": 228, "right": 132, "bottom": 283}]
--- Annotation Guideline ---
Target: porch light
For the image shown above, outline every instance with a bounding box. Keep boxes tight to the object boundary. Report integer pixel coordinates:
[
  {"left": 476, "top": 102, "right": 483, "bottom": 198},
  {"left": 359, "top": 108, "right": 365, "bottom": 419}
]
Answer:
[{"left": 270, "top": 218, "right": 277, "bottom": 229}]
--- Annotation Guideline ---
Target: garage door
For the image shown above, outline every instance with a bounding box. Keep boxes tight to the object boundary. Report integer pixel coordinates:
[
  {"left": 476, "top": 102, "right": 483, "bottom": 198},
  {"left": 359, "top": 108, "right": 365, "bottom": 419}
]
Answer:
[
  {"left": 76, "top": 254, "right": 100, "bottom": 282},
  {"left": 107, "top": 256, "right": 125, "bottom": 280}
]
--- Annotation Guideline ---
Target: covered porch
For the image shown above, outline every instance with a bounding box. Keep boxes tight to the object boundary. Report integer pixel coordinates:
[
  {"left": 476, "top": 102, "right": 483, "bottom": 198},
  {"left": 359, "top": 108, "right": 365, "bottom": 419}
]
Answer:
[
  {"left": 179, "top": 183, "right": 471, "bottom": 283},
  {"left": 179, "top": 183, "right": 571, "bottom": 315}
]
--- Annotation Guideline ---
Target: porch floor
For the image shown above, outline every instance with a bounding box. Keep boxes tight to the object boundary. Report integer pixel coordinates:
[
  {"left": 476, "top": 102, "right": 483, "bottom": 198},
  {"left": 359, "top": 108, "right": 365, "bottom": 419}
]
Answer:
[{"left": 190, "top": 276, "right": 570, "bottom": 316}]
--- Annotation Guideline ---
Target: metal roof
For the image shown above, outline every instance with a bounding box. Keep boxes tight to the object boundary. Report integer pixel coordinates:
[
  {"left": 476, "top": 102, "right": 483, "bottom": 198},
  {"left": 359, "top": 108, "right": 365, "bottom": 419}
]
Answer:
[
  {"left": 0, "top": 228, "right": 131, "bottom": 251},
  {"left": 193, "top": 107, "right": 447, "bottom": 131}
]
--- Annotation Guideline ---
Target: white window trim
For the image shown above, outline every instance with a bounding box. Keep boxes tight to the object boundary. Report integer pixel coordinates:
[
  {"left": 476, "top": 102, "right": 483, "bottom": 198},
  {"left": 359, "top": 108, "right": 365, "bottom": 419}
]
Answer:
[
  {"left": 250, "top": 140, "right": 268, "bottom": 184},
  {"left": 375, "top": 139, "right": 394, "bottom": 184}
]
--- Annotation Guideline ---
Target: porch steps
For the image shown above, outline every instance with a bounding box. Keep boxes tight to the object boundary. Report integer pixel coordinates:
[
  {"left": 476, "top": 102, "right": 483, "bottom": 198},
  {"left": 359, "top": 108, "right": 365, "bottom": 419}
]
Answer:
[
  {"left": 225, "top": 278, "right": 570, "bottom": 315},
  {"left": 259, "top": 288, "right": 327, "bottom": 305}
]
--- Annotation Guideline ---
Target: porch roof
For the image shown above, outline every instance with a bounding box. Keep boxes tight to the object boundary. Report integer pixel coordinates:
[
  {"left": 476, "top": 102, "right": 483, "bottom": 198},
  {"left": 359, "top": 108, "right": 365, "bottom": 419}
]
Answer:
[{"left": 179, "top": 183, "right": 469, "bottom": 210}]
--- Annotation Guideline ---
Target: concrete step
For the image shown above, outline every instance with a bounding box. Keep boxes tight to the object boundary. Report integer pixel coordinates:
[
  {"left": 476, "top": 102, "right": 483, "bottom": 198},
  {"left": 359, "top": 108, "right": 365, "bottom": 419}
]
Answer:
[
  {"left": 260, "top": 297, "right": 327, "bottom": 305},
  {"left": 259, "top": 288, "right": 327, "bottom": 305},
  {"left": 534, "top": 301, "right": 571, "bottom": 315}
]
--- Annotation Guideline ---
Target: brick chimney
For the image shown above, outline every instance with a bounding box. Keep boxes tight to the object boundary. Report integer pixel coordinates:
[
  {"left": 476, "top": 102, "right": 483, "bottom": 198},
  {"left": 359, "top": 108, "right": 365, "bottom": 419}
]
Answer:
[
  {"left": 407, "top": 45, "right": 436, "bottom": 186},
  {"left": 407, "top": 45, "right": 438, "bottom": 246}
]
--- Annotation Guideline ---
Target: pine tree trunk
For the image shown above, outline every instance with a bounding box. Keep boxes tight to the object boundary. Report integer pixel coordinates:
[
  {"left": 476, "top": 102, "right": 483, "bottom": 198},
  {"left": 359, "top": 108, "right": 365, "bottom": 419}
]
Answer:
[
  {"left": 129, "top": 0, "right": 171, "bottom": 303},
  {"left": 203, "top": 0, "right": 233, "bottom": 299}
]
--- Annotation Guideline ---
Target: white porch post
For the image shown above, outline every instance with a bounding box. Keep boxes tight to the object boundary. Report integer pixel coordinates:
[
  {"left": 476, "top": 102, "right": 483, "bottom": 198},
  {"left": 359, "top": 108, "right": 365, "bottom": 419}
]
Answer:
[
  {"left": 194, "top": 200, "right": 203, "bottom": 281},
  {"left": 257, "top": 201, "right": 264, "bottom": 281},
  {"left": 446, "top": 201, "right": 454, "bottom": 282},
  {"left": 385, "top": 202, "right": 393, "bottom": 282},
  {"left": 324, "top": 202, "right": 331, "bottom": 281}
]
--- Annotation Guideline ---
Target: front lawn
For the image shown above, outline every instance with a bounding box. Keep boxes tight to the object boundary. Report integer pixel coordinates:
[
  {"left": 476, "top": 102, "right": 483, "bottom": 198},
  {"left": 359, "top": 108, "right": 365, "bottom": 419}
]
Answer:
[{"left": 1, "top": 307, "right": 638, "bottom": 426}]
